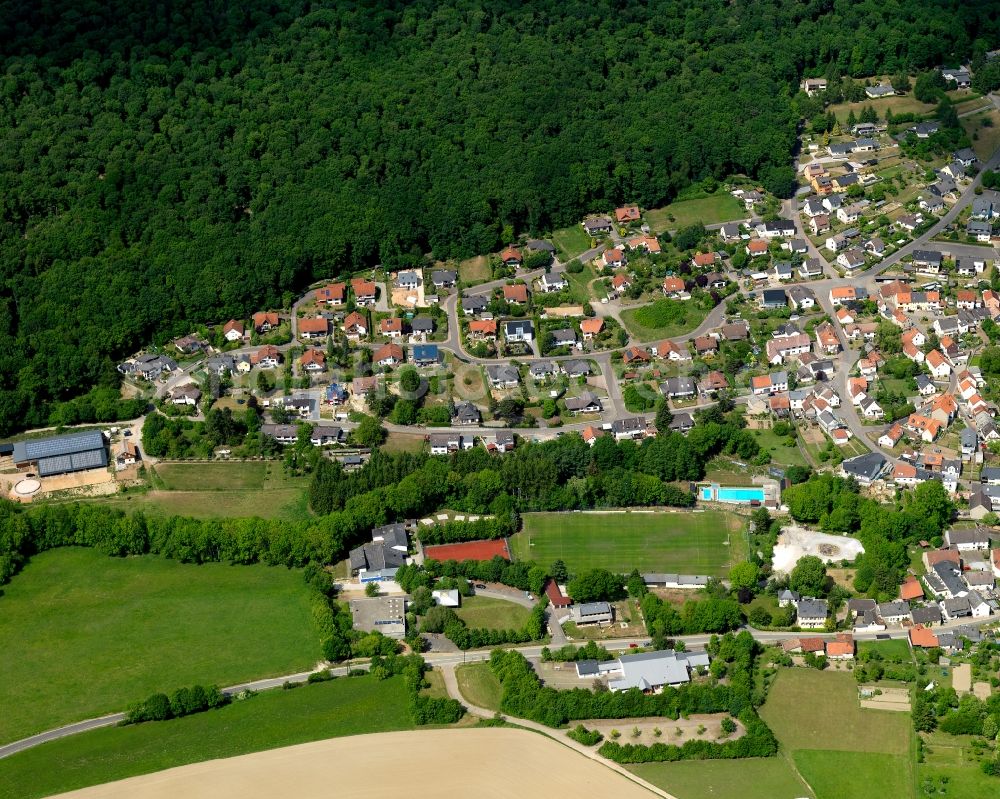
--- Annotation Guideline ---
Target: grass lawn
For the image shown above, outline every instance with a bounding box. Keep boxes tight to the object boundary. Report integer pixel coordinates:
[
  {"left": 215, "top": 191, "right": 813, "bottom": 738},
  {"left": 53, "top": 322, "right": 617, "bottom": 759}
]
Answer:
[
  {"left": 629, "top": 757, "right": 814, "bottom": 799},
  {"left": 620, "top": 302, "right": 708, "bottom": 342},
  {"left": 0, "top": 548, "right": 320, "bottom": 745},
  {"left": 794, "top": 750, "right": 911, "bottom": 799},
  {"left": 563, "top": 261, "right": 600, "bottom": 303},
  {"left": 381, "top": 431, "right": 427, "bottom": 453},
  {"left": 916, "top": 732, "right": 999, "bottom": 799},
  {"left": 752, "top": 427, "right": 809, "bottom": 469},
  {"left": 0, "top": 675, "right": 413, "bottom": 799},
  {"left": 91, "top": 461, "right": 310, "bottom": 520},
  {"left": 420, "top": 668, "right": 449, "bottom": 699},
  {"left": 551, "top": 224, "right": 594, "bottom": 261},
  {"left": 857, "top": 638, "right": 913, "bottom": 660},
  {"left": 458, "top": 255, "right": 492, "bottom": 284},
  {"left": 760, "top": 669, "right": 911, "bottom": 755},
  {"left": 960, "top": 109, "right": 1000, "bottom": 161},
  {"left": 511, "top": 510, "right": 746, "bottom": 576},
  {"left": 455, "top": 662, "right": 503, "bottom": 712},
  {"left": 646, "top": 194, "right": 744, "bottom": 233},
  {"left": 454, "top": 595, "right": 531, "bottom": 631}
]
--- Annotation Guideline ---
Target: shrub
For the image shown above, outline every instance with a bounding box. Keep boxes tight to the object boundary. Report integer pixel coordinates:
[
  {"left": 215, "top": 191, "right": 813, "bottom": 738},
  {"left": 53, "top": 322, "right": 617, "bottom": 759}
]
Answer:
[{"left": 568, "top": 724, "right": 604, "bottom": 746}]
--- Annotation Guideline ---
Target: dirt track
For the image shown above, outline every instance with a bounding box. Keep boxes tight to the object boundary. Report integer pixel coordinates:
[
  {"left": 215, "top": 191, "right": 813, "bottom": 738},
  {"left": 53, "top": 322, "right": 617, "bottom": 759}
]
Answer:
[{"left": 51, "top": 728, "right": 659, "bottom": 798}]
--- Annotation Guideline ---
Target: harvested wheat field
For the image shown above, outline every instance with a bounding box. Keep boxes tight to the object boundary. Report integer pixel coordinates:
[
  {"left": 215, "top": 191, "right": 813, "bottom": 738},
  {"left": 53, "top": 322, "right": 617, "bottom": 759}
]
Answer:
[{"left": 52, "top": 728, "right": 663, "bottom": 799}]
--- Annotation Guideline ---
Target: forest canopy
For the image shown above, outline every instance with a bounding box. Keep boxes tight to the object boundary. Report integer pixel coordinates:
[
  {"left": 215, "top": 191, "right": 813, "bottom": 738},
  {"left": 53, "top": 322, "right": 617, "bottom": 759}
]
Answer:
[{"left": 0, "top": 0, "right": 993, "bottom": 433}]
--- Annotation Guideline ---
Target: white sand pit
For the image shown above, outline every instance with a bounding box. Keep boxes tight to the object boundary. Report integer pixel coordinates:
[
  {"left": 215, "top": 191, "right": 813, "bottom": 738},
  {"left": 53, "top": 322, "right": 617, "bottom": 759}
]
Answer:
[
  {"left": 772, "top": 525, "right": 865, "bottom": 574},
  {"left": 13, "top": 478, "right": 41, "bottom": 496},
  {"left": 51, "top": 728, "right": 662, "bottom": 799}
]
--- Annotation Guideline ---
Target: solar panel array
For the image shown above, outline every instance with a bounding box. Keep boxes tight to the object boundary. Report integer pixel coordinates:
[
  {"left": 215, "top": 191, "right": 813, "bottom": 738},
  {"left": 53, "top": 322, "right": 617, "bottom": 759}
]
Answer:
[
  {"left": 37, "top": 448, "right": 108, "bottom": 476},
  {"left": 22, "top": 430, "right": 105, "bottom": 460}
]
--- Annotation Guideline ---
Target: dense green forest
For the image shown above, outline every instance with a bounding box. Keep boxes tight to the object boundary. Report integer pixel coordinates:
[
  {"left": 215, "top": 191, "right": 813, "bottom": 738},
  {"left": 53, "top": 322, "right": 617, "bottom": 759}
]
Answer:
[{"left": 0, "top": 0, "right": 994, "bottom": 433}]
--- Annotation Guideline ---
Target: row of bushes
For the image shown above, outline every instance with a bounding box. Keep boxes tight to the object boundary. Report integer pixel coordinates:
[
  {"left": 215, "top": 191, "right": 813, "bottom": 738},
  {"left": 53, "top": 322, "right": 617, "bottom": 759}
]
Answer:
[
  {"left": 542, "top": 641, "right": 616, "bottom": 663},
  {"left": 123, "top": 684, "right": 229, "bottom": 724},
  {"left": 443, "top": 600, "right": 548, "bottom": 650},
  {"left": 417, "top": 516, "right": 515, "bottom": 545},
  {"left": 375, "top": 653, "right": 465, "bottom": 726},
  {"left": 597, "top": 711, "right": 777, "bottom": 763}
]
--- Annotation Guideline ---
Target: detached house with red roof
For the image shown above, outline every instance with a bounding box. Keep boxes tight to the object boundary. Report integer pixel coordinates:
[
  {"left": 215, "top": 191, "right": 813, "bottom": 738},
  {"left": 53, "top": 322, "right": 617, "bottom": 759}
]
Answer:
[
  {"left": 603, "top": 248, "right": 627, "bottom": 268},
  {"left": 351, "top": 278, "right": 377, "bottom": 306},
  {"left": 299, "top": 317, "right": 330, "bottom": 340},
  {"left": 223, "top": 319, "right": 245, "bottom": 342},
  {"left": 380, "top": 317, "right": 405, "bottom": 338},
  {"left": 503, "top": 283, "right": 529, "bottom": 304},
  {"left": 316, "top": 282, "right": 347, "bottom": 306},
  {"left": 500, "top": 246, "right": 523, "bottom": 268},
  {"left": 615, "top": 205, "right": 641, "bottom": 223},
  {"left": 580, "top": 318, "right": 604, "bottom": 340},
  {"left": 373, "top": 343, "right": 403, "bottom": 366},
  {"left": 300, "top": 348, "right": 326, "bottom": 372},
  {"left": 252, "top": 312, "right": 280, "bottom": 333},
  {"left": 343, "top": 311, "right": 368, "bottom": 340}
]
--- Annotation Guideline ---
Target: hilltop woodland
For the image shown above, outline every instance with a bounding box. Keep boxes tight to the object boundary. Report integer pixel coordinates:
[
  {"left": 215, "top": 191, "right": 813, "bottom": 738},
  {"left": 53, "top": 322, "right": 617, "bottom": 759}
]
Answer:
[{"left": 0, "top": 0, "right": 994, "bottom": 433}]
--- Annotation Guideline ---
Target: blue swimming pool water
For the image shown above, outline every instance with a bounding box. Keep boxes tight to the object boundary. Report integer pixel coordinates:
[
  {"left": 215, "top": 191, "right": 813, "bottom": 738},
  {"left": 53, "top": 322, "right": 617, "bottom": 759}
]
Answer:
[
  {"left": 699, "top": 487, "right": 713, "bottom": 500},
  {"left": 716, "top": 487, "right": 765, "bottom": 502}
]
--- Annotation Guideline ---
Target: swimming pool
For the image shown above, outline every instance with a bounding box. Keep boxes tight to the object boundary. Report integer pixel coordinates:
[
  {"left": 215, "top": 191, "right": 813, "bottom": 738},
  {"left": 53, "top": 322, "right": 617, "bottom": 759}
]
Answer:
[{"left": 700, "top": 486, "right": 766, "bottom": 503}]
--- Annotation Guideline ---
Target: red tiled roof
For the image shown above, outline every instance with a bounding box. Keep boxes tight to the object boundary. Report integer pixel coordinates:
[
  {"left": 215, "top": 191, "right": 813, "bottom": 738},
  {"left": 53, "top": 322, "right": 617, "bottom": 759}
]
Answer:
[{"left": 299, "top": 317, "right": 330, "bottom": 334}]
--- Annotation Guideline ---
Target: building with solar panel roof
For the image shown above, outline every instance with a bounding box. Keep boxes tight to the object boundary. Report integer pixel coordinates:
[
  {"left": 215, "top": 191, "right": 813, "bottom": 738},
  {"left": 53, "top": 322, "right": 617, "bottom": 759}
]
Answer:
[{"left": 11, "top": 430, "right": 108, "bottom": 476}]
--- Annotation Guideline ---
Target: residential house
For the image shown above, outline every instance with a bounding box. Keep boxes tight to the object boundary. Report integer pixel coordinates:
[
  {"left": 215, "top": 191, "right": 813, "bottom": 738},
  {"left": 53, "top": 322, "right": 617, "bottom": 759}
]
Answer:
[
  {"left": 252, "top": 311, "right": 280, "bottom": 333},
  {"left": 796, "top": 597, "right": 829, "bottom": 628},
  {"left": 615, "top": 205, "right": 641, "bottom": 223},
  {"left": 411, "top": 344, "right": 439, "bottom": 366},
  {"left": 351, "top": 278, "right": 377, "bottom": 305},
  {"left": 300, "top": 348, "right": 326, "bottom": 372},
  {"left": 431, "top": 270, "right": 457, "bottom": 288},
  {"left": 223, "top": 319, "right": 245, "bottom": 342},
  {"left": 761, "top": 289, "right": 787, "bottom": 309},
  {"left": 865, "top": 83, "right": 895, "bottom": 98},
  {"left": 565, "top": 392, "right": 603, "bottom": 415},
  {"left": 539, "top": 272, "right": 568, "bottom": 293},
  {"left": 611, "top": 417, "right": 649, "bottom": 440},
  {"left": 397, "top": 271, "right": 421, "bottom": 290},
  {"left": 504, "top": 320, "right": 534, "bottom": 342},
  {"left": 661, "top": 376, "right": 697, "bottom": 400},
  {"left": 486, "top": 365, "right": 520, "bottom": 388},
  {"left": 502, "top": 283, "right": 529, "bottom": 304},
  {"left": 461, "top": 295, "right": 488, "bottom": 315},
  {"left": 580, "top": 318, "right": 604, "bottom": 341},
  {"left": 373, "top": 343, "right": 403, "bottom": 367},
  {"left": 746, "top": 239, "right": 769, "bottom": 257},
  {"left": 602, "top": 248, "right": 627, "bottom": 268},
  {"left": 583, "top": 217, "right": 613, "bottom": 236},
  {"left": 662, "top": 276, "right": 686, "bottom": 297},
  {"left": 380, "top": 317, "right": 405, "bottom": 338},
  {"left": 500, "top": 246, "right": 523, "bottom": 268},
  {"left": 342, "top": 312, "right": 367, "bottom": 340},
  {"left": 316, "top": 282, "right": 347, "bottom": 305}
]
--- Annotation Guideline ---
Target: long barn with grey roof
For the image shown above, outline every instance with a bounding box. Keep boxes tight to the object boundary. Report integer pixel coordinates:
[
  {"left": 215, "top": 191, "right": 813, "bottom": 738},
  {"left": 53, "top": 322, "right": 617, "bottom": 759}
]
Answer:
[{"left": 10, "top": 430, "right": 108, "bottom": 477}]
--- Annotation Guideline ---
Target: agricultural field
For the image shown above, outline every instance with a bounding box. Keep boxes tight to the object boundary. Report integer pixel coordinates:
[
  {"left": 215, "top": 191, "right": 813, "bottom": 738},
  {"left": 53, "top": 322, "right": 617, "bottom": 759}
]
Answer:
[
  {"left": 93, "top": 461, "right": 310, "bottom": 520},
  {"left": 630, "top": 756, "right": 815, "bottom": 799},
  {"left": 0, "top": 675, "right": 414, "bottom": 799},
  {"left": 511, "top": 510, "right": 747, "bottom": 576},
  {"left": 454, "top": 595, "right": 531, "bottom": 631},
  {"left": 646, "top": 193, "right": 744, "bottom": 232},
  {"left": 0, "top": 548, "right": 320, "bottom": 745},
  {"left": 455, "top": 662, "right": 503, "bottom": 712},
  {"left": 620, "top": 300, "right": 709, "bottom": 342},
  {"left": 760, "top": 669, "right": 914, "bottom": 799},
  {"left": 794, "top": 750, "right": 911, "bottom": 799},
  {"left": 551, "top": 224, "right": 594, "bottom": 261}
]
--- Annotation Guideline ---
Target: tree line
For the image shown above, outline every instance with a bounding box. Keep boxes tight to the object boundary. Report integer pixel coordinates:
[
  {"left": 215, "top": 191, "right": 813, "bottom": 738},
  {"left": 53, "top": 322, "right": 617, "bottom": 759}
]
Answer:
[{"left": 0, "top": 0, "right": 989, "bottom": 434}]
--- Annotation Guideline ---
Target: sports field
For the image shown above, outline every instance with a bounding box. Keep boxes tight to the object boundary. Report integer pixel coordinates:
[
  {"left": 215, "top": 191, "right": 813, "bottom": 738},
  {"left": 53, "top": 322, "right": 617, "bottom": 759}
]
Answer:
[
  {"left": 0, "top": 676, "right": 414, "bottom": 799},
  {"left": 511, "top": 510, "right": 746, "bottom": 575},
  {"left": 0, "top": 548, "right": 319, "bottom": 745},
  {"left": 35, "top": 728, "right": 658, "bottom": 799}
]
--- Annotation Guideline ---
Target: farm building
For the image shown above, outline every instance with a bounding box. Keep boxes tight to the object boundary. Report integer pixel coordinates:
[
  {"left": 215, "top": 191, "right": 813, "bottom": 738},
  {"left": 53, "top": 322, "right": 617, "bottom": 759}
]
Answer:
[{"left": 10, "top": 430, "right": 108, "bottom": 476}]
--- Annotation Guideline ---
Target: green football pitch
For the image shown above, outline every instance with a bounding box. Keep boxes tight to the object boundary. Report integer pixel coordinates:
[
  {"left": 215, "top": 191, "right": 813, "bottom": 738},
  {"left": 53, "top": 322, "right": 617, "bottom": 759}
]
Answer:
[{"left": 510, "top": 510, "right": 746, "bottom": 575}]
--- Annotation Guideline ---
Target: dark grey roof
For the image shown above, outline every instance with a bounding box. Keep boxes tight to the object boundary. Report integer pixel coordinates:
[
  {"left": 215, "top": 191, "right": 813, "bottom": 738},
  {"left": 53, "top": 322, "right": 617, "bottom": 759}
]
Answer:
[
  {"left": 12, "top": 430, "right": 106, "bottom": 464},
  {"left": 372, "top": 523, "right": 408, "bottom": 549},
  {"left": 932, "top": 562, "right": 968, "bottom": 597},
  {"left": 562, "top": 359, "right": 591, "bottom": 376},
  {"left": 565, "top": 392, "right": 602, "bottom": 412},
  {"left": 943, "top": 596, "right": 971, "bottom": 615},
  {"left": 526, "top": 239, "right": 556, "bottom": 252},
  {"left": 461, "top": 295, "right": 488, "bottom": 312},
  {"left": 431, "top": 270, "right": 457, "bottom": 284},
  {"left": 877, "top": 600, "right": 910, "bottom": 618},
  {"left": 349, "top": 542, "right": 406, "bottom": 572},
  {"left": 576, "top": 659, "right": 601, "bottom": 677},
  {"left": 551, "top": 328, "right": 577, "bottom": 345},
  {"left": 796, "top": 597, "right": 828, "bottom": 618},
  {"left": 841, "top": 451, "right": 888, "bottom": 482},
  {"left": 847, "top": 598, "right": 876, "bottom": 615},
  {"left": 762, "top": 289, "right": 787, "bottom": 305},
  {"left": 410, "top": 316, "right": 435, "bottom": 331},
  {"left": 38, "top": 448, "right": 108, "bottom": 476},
  {"left": 910, "top": 605, "right": 942, "bottom": 625},
  {"left": 487, "top": 364, "right": 520, "bottom": 383},
  {"left": 453, "top": 402, "right": 482, "bottom": 423},
  {"left": 578, "top": 601, "right": 612, "bottom": 616}
]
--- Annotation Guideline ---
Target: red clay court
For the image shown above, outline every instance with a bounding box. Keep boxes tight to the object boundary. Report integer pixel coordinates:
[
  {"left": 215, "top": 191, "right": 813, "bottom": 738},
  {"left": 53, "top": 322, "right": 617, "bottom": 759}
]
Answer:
[{"left": 423, "top": 538, "right": 511, "bottom": 562}]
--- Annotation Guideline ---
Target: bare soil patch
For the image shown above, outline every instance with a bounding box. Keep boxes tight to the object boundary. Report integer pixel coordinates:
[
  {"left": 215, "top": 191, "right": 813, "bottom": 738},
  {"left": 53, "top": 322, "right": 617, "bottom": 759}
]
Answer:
[{"left": 51, "top": 728, "right": 659, "bottom": 799}]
